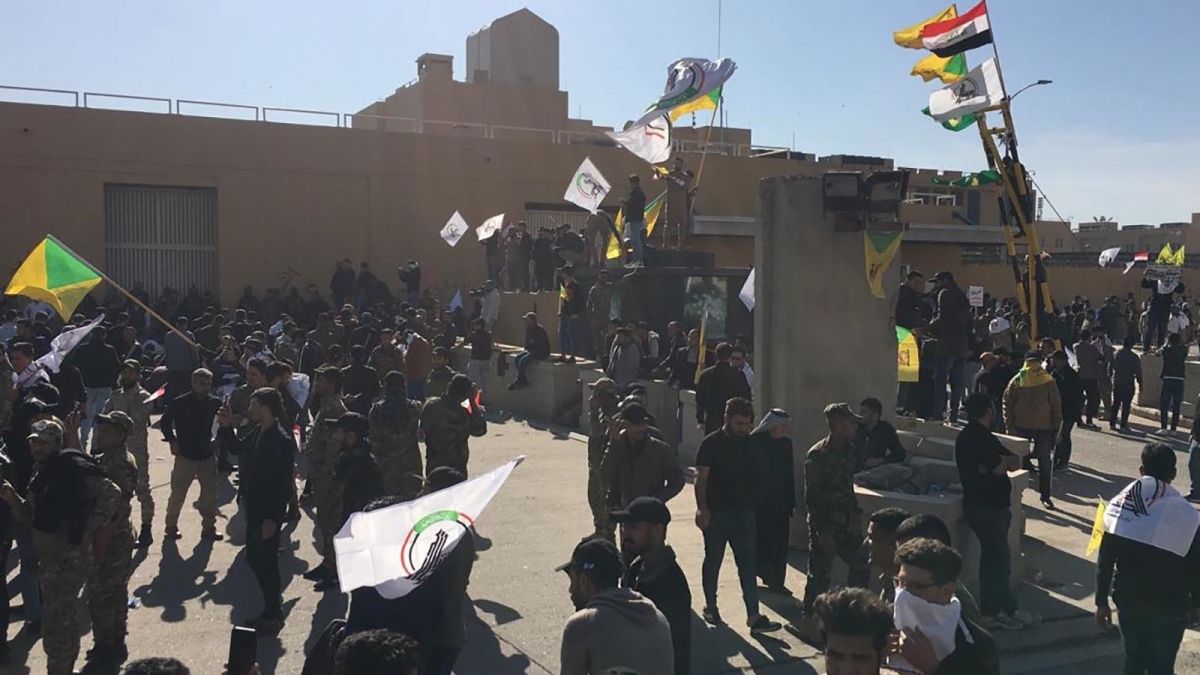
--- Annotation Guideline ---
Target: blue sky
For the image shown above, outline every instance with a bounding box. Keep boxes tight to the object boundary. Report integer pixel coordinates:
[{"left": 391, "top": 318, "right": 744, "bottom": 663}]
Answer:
[{"left": 5, "top": 1, "right": 1196, "bottom": 225}]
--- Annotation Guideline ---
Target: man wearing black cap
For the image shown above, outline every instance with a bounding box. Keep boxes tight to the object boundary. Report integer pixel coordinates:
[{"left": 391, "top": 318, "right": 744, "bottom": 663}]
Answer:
[
  {"left": 557, "top": 538, "right": 673, "bottom": 675},
  {"left": 601, "top": 402, "right": 684, "bottom": 518},
  {"left": 799, "top": 403, "right": 870, "bottom": 624},
  {"left": 694, "top": 397, "right": 781, "bottom": 633},
  {"left": 614, "top": 497, "right": 691, "bottom": 675}
]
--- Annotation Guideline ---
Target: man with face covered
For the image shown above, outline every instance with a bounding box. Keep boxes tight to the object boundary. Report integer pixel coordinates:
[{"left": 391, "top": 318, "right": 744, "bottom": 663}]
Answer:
[
  {"left": 0, "top": 417, "right": 121, "bottom": 675},
  {"left": 369, "top": 371, "right": 425, "bottom": 499},
  {"left": 102, "top": 360, "right": 154, "bottom": 546}
]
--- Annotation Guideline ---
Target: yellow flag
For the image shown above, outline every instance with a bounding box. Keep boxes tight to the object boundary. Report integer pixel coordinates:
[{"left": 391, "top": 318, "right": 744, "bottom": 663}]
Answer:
[
  {"left": 865, "top": 231, "right": 904, "bottom": 299},
  {"left": 1086, "top": 499, "right": 1108, "bottom": 556},
  {"left": 897, "top": 327, "right": 920, "bottom": 383},
  {"left": 694, "top": 309, "right": 708, "bottom": 386},
  {"left": 606, "top": 209, "right": 626, "bottom": 261},
  {"left": 1156, "top": 243, "right": 1175, "bottom": 265},
  {"left": 911, "top": 53, "right": 967, "bottom": 84},
  {"left": 1172, "top": 245, "right": 1187, "bottom": 267},
  {"left": 893, "top": 4, "right": 957, "bottom": 49}
]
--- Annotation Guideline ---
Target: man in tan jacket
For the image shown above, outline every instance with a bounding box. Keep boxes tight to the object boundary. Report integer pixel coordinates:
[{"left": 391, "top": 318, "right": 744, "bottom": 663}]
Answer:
[{"left": 1003, "top": 354, "right": 1062, "bottom": 509}]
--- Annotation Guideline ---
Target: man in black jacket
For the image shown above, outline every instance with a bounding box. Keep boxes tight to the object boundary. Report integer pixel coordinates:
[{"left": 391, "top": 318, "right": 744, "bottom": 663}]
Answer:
[
  {"left": 217, "top": 387, "right": 296, "bottom": 631},
  {"left": 509, "top": 313, "right": 551, "bottom": 390},
  {"left": 615, "top": 497, "right": 691, "bottom": 675},
  {"left": 1158, "top": 332, "right": 1187, "bottom": 433},
  {"left": 160, "top": 368, "right": 222, "bottom": 541},
  {"left": 71, "top": 327, "right": 122, "bottom": 450},
  {"left": 695, "top": 343, "right": 751, "bottom": 435},
  {"left": 1141, "top": 273, "right": 1184, "bottom": 351},
  {"left": 622, "top": 174, "right": 647, "bottom": 267},
  {"left": 1096, "top": 443, "right": 1200, "bottom": 675}
]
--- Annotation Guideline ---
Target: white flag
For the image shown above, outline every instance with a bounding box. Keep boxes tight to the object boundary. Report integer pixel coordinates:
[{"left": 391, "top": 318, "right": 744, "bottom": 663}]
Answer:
[
  {"left": 440, "top": 211, "right": 469, "bottom": 247},
  {"left": 449, "top": 290, "right": 464, "bottom": 312},
  {"left": 738, "top": 269, "right": 755, "bottom": 311},
  {"left": 563, "top": 157, "right": 611, "bottom": 214},
  {"left": 335, "top": 456, "right": 523, "bottom": 598},
  {"left": 1124, "top": 261, "right": 1136, "bottom": 275},
  {"left": 1104, "top": 476, "right": 1200, "bottom": 557},
  {"left": 35, "top": 314, "right": 105, "bottom": 375},
  {"left": 606, "top": 116, "right": 671, "bottom": 165},
  {"left": 928, "top": 58, "right": 1003, "bottom": 123},
  {"left": 476, "top": 213, "right": 504, "bottom": 241},
  {"left": 1098, "top": 247, "right": 1121, "bottom": 268}
]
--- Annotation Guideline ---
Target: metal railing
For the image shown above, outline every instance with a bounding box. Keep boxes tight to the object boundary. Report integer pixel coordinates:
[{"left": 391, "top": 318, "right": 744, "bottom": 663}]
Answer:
[{"left": 0, "top": 83, "right": 779, "bottom": 156}]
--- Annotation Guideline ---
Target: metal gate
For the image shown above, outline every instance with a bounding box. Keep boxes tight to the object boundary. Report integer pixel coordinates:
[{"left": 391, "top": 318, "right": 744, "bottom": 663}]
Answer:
[{"left": 104, "top": 184, "right": 217, "bottom": 300}]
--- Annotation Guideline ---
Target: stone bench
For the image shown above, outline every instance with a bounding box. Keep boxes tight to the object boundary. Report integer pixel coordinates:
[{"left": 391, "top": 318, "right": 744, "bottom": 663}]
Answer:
[{"left": 452, "top": 344, "right": 586, "bottom": 423}]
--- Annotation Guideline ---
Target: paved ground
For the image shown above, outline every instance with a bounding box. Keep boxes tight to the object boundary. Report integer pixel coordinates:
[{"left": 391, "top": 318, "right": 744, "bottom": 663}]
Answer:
[{"left": 4, "top": 409, "right": 1200, "bottom": 673}]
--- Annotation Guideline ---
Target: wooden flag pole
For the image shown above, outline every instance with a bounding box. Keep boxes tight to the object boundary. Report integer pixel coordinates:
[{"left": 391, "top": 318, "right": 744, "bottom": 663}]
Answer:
[{"left": 46, "top": 235, "right": 200, "bottom": 350}]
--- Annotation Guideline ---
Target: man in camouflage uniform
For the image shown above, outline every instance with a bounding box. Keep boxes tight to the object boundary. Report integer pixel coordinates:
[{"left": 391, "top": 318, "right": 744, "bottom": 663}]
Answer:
[
  {"left": 302, "top": 366, "right": 347, "bottom": 588},
  {"left": 800, "top": 403, "right": 870, "bottom": 617},
  {"left": 586, "top": 378, "right": 620, "bottom": 540},
  {"left": 420, "top": 374, "right": 487, "bottom": 477},
  {"left": 586, "top": 269, "right": 614, "bottom": 359},
  {"left": 86, "top": 412, "right": 138, "bottom": 666},
  {"left": 369, "top": 371, "right": 425, "bottom": 499},
  {"left": 102, "top": 360, "right": 154, "bottom": 545},
  {"left": 0, "top": 417, "right": 121, "bottom": 675},
  {"left": 425, "top": 346, "right": 457, "bottom": 400}
]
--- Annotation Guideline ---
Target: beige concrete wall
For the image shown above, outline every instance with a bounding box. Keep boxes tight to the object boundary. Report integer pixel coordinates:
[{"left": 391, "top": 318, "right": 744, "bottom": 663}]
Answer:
[{"left": 755, "top": 176, "right": 901, "bottom": 549}]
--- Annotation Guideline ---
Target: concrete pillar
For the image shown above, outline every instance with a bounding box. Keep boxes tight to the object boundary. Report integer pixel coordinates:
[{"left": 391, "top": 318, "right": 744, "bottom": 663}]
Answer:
[{"left": 755, "top": 175, "right": 900, "bottom": 549}]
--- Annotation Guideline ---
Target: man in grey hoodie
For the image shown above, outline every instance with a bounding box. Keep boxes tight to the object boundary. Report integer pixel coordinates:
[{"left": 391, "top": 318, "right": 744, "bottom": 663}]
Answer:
[{"left": 558, "top": 539, "right": 674, "bottom": 675}]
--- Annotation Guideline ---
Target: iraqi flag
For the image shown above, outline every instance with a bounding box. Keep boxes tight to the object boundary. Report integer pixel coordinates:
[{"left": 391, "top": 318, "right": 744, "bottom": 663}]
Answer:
[{"left": 922, "top": 0, "right": 993, "bottom": 57}]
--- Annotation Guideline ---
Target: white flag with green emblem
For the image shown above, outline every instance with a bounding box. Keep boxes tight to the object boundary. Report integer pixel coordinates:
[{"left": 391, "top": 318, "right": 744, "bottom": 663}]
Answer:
[
  {"left": 563, "top": 157, "right": 611, "bottom": 214},
  {"left": 440, "top": 211, "right": 469, "bottom": 247},
  {"left": 334, "top": 456, "right": 523, "bottom": 598}
]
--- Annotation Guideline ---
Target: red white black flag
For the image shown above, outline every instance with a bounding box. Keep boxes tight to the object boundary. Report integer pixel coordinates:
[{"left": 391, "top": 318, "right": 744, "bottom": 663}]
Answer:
[{"left": 922, "top": 1, "right": 993, "bottom": 57}]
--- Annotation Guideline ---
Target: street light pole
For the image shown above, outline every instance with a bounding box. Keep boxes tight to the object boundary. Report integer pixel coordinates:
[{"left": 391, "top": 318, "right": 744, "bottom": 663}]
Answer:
[{"left": 1008, "top": 79, "right": 1053, "bottom": 102}]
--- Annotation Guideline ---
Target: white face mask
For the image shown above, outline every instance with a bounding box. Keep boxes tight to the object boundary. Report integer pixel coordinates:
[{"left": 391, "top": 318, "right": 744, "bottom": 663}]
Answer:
[{"left": 891, "top": 587, "right": 964, "bottom": 663}]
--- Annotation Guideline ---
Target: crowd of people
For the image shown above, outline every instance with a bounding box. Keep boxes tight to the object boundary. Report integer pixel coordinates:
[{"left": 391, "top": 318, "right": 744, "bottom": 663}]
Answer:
[{"left": 2, "top": 250, "right": 1200, "bottom": 674}]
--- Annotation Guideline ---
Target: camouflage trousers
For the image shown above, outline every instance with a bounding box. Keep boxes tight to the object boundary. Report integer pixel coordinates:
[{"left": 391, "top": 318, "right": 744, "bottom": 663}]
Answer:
[
  {"left": 380, "top": 452, "right": 424, "bottom": 501},
  {"left": 86, "top": 522, "right": 135, "bottom": 647},
  {"left": 802, "top": 514, "right": 870, "bottom": 612},
  {"left": 129, "top": 436, "right": 154, "bottom": 529},
  {"left": 312, "top": 471, "right": 340, "bottom": 567},
  {"left": 40, "top": 549, "right": 92, "bottom": 675},
  {"left": 587, "top": 462, "right": 613, "bottom": 540}
]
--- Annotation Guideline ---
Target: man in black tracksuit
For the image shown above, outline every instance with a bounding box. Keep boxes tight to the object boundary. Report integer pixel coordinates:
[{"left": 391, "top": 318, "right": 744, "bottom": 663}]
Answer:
[
  {"left": 218, "top": 387, "right": 296, "bottom": 632},
  {"left": 695, "top": 343, "right": 751, "bottom": 435},
  {"left": 615, "top": 497, "right": 691, "bottom": 675}
]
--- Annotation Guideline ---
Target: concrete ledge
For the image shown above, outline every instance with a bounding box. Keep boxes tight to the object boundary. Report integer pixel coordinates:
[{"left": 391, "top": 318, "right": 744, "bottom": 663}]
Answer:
[
  {"left": 679, "top": 389, "right": 704, "bottom": 466},
  {"left": 895, "top": 417, "right": 1030, "bottom": 456},
  {"left": 453, "top": 344, "right": 587, "bottom": 423},
  {"left": 854, "top": 459, "right": 1027, "bottom": 591}
]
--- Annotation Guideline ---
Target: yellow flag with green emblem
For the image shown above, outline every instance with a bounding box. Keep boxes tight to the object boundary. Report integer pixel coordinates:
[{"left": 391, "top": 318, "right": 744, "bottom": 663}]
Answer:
[
  {"left": 5, "top": 236, "right": 102, "bottom": 319},
  {"left": 865, "top": 231, "right": 904, "bottom": 299},
  {"left": 893, "top": 4, "right": 958, "bottom": 48}
]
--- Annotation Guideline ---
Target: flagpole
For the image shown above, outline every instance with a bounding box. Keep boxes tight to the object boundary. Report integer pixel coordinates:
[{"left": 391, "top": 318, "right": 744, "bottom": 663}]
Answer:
[
  {"left": 45, "top": 235, "right": 200, "bottom": 350},
  {"left": 691, "top": 99, "right": 722, "bottom": 216}
]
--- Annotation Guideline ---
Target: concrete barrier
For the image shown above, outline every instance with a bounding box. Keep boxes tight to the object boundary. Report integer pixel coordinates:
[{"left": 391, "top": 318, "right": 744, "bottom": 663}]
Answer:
[
  {"left": 855, "top": 457, "right": 1027, "bottom": 591},
  {"left": 894, "top": 417, "right": 1029, "bottom": 456},
  {"left": 454, "top": 343, "right": 587, "bottom": 423},
  {"left": 678, "top": 389, "right": 705, "bottom": 466}
]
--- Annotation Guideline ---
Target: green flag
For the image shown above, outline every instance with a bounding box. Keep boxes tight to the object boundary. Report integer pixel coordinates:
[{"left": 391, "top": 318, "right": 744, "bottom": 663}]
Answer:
[
  {"left": 922, "top": 106, "right": 978, "bottom": 132},
  {"left": 931, "top": 170, "right": 1002, "bottom": 187}
]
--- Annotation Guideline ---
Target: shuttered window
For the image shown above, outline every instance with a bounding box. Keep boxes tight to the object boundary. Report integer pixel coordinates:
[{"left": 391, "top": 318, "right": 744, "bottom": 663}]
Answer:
[{"left": 104, "top": 184, "right": 217, "bottom": 300}]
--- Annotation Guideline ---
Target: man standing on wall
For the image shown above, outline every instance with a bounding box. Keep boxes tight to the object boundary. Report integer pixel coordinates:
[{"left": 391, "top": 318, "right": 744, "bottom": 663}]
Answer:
[
  {"left": 556, "top": 266, "right": 583, "bottom": 364},
  {"left": 621, "top": 174, "right": 647, "bottom": 268}
]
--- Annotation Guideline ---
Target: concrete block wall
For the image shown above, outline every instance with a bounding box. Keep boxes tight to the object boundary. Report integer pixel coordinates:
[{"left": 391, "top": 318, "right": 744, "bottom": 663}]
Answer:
[
  {"left": 753, "top": 175, "right": 900, "bottom": 549},
  {"left": 895, "top": 417, "right": 1030, "bottom": 456},
  {"left": 1136, "top": 351, "right": 1200, "bottom": 421}
]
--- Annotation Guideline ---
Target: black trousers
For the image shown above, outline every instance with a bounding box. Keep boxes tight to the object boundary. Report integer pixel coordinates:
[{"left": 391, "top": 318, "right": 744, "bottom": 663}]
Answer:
[
  {"left": 246, "top": 520, "right": 282, "bottom": 618},
  {"left": 0, "top": 508, "right": 10, "bottom": 646},
  {"left": 1111, "top": 381, "right": 1135, "bottom": 428},
  {"left": 1081, "top": 378, "right": 1101, "bottom": 422},
  {"left": 964, "top": 505, "right": 1017, "bottom": 616},
  {"left": 754, "top": 506, "right": 791, "bottom": 588}
]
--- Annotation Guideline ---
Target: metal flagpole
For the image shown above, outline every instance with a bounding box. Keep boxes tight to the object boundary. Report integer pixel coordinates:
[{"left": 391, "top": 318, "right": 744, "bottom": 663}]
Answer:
[{"left": 46, "top": 234, "right": 200, "bottom": 349}]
